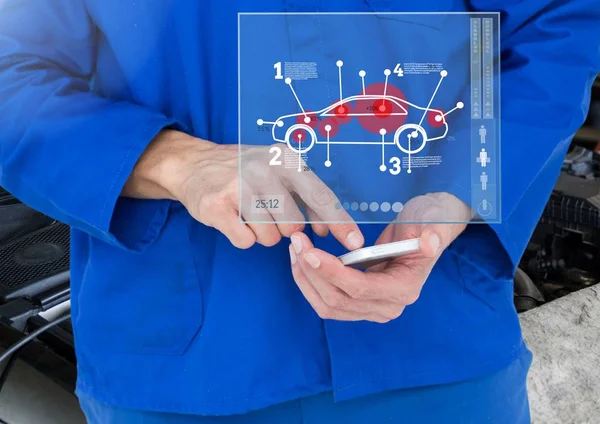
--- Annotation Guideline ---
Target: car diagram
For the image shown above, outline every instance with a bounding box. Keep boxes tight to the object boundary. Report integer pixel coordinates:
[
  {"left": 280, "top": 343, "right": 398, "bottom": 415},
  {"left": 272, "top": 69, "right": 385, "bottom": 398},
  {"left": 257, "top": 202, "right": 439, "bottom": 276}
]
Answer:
[{"left": 257, "top": 60, "right": 464, "bottom": 173}]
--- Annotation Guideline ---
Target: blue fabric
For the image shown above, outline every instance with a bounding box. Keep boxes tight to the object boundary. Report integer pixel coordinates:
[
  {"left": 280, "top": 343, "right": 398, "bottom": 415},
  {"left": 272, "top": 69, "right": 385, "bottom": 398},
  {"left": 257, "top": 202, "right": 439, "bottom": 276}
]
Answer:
[
  {"left": 78, "top": 348, "right": 533, "bottom": 423},
  {"left": 0, "top": 0, "right": 597, "bottom": 417}
]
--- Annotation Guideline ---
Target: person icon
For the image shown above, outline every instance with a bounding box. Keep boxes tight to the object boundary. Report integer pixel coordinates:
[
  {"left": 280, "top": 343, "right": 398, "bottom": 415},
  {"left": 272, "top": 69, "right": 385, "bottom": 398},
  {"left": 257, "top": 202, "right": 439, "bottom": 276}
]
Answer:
[
  {"left": 482, "top": 199, "right": 489, "bottom": 211},
  {"left": 480, "top": 171, "right": 488, "bottom": 190},
  {"left": 477, "top": 148, "right": 490, "bottom": 167},
  {"left": 479, "top": 125, "right": 487, "bottom": 144}
]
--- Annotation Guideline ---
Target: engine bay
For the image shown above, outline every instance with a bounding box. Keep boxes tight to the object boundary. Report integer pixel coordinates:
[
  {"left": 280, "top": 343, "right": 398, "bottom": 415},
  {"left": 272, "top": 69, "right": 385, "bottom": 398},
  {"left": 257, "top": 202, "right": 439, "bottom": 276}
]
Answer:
[{"left": 515, "top": 143, "right": 600, "bottom": 311}]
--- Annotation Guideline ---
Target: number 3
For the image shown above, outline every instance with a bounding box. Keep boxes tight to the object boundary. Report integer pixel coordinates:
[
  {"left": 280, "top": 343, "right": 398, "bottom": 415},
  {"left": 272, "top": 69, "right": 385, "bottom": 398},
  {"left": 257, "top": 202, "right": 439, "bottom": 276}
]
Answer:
[{"left": 389, "top": 157, "right": 401, "bottom": 175}]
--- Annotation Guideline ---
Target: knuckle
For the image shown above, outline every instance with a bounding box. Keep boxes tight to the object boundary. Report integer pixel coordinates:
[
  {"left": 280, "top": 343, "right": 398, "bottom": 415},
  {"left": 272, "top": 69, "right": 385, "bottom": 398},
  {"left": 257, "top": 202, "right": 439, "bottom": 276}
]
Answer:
[
  {"left": 402, "top": 290, "right": 421, "bottom": 305},
  {"left": 384, "top": 307, "right": 405, "bottom": 321},
  {"left": 260, "top": 232, "right": 282, "bottom": 247},
  {"left": 235, "top": 240, "right": 254, "bottom": 250},
  {"left": 246, "top": 160, "right": 271, "bottom": 180},
  {"left": 316, "top": 306, "right": 334, "bottom": 320},
  {"left": 311, "top": 187, "right": 336, "bottom": 207},
  {"left": 281, "top": 224, "right": 304, "bottom": 238},
  {"left": 390, "top": 281, "right": 423, "bottom": 304},
  {"left": 231, "top": 235, "right": 255, "bottom": 250},
  {"left": 202, "top": 193, "right": 229, "bottom": 213},
  {"left": 370, "top": 315, "right": 391, "bottom": 324}
]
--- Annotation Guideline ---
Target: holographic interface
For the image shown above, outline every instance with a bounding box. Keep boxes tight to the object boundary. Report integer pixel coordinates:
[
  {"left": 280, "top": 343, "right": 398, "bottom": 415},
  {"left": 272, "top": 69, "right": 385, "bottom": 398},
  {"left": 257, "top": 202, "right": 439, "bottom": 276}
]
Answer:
[{"left": 239, "top": 12, "right": 500, "bottom": 224}]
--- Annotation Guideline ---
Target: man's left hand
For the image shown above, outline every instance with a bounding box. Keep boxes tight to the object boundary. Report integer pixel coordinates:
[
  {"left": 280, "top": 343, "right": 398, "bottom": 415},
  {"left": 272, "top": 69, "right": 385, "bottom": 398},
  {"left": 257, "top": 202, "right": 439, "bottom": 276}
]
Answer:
[{"left": 289, "top": 193, "right": 472, "bottom": 323}]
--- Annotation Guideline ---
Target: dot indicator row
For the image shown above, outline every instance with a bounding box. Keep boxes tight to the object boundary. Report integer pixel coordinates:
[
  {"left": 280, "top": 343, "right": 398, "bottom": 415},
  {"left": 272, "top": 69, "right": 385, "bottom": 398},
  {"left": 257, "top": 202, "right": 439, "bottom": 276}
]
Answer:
[{"left": 335, "top": 201, "right": 404, "bottom": 213}]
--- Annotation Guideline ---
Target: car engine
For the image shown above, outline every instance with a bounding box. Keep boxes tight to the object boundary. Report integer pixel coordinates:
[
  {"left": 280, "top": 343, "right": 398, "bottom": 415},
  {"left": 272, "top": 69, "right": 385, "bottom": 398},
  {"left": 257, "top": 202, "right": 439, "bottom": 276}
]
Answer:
[{"left": 515, "top": 143, "right": 600, "bottom": 312}]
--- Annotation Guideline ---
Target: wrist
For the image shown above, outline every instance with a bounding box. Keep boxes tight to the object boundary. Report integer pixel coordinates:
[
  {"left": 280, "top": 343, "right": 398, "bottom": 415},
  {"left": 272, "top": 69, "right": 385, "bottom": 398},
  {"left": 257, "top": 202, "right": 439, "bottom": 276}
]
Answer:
[{"left": 124, "top": 129, "right": 212, "bottom": 200}]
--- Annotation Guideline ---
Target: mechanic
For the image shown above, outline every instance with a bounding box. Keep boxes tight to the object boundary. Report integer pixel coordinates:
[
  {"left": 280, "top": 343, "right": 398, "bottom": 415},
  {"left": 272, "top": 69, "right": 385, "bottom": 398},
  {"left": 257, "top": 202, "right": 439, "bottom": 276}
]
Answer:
[{"left": 0, "top": 1, "right": 598, "bottom": 423}]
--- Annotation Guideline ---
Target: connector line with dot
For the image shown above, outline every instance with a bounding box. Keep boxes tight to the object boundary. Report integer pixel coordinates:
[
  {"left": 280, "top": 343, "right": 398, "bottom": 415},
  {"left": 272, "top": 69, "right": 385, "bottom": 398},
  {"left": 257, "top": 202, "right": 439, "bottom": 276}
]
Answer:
[
  {"left": 256, "top": 119, "right": 282, "bottom": 126},
  {"left": 383, "top": 69, "right": 391, "bottom": 99},
  {"left": 418, "top": 69, "right": 448, "bottom": 127},
  {"left": 285, "top": 77, "right": 308, "bottom": 120},
  {"left": 379, "top": 128, "right": 387, "bottom": 172},
  {"left": 324, "top": 125, "right": 332, "bottom": 167},
  {"left": 406, "top": 133, "right": 413, "bottom": 174},
  {"left": 442, "top": 102, "right": 465, "bottom": 118},
  {"left": 337, "top": 60, "right": 344, "bottom": 101},
  {"left": 296, "top": 132, "right": 303, "bottom": 172},
  {"left": 359, "top": 70, "right": 366, "bottom": 95}
]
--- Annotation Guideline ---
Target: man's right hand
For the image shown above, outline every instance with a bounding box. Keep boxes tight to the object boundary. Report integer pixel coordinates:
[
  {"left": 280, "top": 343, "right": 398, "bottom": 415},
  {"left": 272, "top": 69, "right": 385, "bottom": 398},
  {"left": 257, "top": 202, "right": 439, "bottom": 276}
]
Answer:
[{"left": 123, "top": 130, "right": 364, "bottom": 250}]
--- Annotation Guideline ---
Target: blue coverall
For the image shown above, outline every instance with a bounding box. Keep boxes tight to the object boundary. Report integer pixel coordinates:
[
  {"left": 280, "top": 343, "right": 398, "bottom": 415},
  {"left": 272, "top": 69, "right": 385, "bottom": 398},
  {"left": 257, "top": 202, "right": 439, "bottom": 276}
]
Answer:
[{"left": 0, "top": 0, "right": 598, "bottom": 422}]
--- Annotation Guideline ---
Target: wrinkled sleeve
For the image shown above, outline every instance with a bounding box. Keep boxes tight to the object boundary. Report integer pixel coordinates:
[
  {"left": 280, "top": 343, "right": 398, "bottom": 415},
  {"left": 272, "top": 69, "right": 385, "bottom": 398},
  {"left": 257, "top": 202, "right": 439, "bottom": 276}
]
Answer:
[
  {"left": 457, "top": 0, "right": 600, "bottom": 273},
  {"left": 0, "top": 0, "right": 179, "bottom": 252}
]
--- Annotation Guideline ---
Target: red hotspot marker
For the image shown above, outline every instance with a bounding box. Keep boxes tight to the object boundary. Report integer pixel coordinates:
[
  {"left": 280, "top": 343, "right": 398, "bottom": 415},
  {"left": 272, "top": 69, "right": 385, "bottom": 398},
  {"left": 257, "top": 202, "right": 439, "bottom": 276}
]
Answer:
[
  {"left": 356, "top": 83, "right": 408, "bottom": 134},
  {"left": 291, "top": 128, "right": 311, "bottom": 145},
  {"left": 318, "top": 117, "right": 339, "bottom": 138},
  {"left": 373, "top": 99, "right": 393, "bottom": 118},
  {"left": 296, "top": 111, "right": 318, "bottom": 128},
  {"left": 427, "top": 109, "right": 445, "bottom": 128},
  {"left": 329, "top": 101, "right": 353, "bottom": 124}
]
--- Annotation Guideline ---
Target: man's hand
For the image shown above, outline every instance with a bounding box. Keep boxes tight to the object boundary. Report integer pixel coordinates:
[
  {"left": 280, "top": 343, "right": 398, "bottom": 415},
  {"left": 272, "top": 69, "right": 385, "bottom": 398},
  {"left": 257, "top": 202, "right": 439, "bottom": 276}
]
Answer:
[
  {"left": 123, "top": 130, "right": 364, "bottom": 250},
  {"left": 289, "top": 193, "right": 472, "bottom": 323}
]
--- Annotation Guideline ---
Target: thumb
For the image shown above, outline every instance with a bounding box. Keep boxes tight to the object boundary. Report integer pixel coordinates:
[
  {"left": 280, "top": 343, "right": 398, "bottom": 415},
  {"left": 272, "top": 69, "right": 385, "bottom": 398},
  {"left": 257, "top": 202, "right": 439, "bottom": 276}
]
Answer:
[
  {"left": 418, "top": 227, "right": 442, "bottom": 259},
  {"left": 419, "top": 220, "right": 466, "bottom": 258}
]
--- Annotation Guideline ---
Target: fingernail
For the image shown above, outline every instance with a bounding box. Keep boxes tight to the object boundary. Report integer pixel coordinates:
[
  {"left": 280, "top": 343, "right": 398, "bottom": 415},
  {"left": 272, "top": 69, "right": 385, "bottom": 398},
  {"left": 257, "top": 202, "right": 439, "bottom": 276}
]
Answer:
[
  {"left": 304, "top": 253, "right": 321, "bottom": 269},
  {"left": 429, "top": 233, "right": 440, "bottom": 254},
  {"left": 346, "top": 231, "right": 364, "bottom": 250},
  {"left": 289, "top": 245, "right": 297, "bottom": 265},
  {"left": 291, "top": 235, "right": 302, "bottom": 254}
]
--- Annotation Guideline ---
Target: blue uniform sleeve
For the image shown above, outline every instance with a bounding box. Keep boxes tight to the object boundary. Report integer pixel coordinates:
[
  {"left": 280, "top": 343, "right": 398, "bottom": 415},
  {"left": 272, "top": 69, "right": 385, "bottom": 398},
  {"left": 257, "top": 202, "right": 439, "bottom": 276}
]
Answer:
[
  {"left": 457, "top": 0, "right": 600, "bottom": 273},
  {"left": 0, "top": 0, "right": 180, "bottom": 252}
]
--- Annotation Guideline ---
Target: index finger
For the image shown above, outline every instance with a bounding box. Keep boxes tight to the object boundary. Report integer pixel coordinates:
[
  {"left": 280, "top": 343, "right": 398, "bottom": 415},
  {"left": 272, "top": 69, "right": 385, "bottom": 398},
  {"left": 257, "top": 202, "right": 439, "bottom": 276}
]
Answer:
[{"left": 283, "top": 167, "right": 364, "bottom": 250}]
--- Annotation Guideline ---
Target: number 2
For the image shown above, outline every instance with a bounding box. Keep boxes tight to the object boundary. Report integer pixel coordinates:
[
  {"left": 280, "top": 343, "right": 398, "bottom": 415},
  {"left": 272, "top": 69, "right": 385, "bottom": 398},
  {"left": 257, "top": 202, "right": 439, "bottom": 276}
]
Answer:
[
  {"left": 269, "top": 146, "right": 282, "bottom": 166},
  {"left": 274, "top": 62, "right": 283, "bottom": 79}
]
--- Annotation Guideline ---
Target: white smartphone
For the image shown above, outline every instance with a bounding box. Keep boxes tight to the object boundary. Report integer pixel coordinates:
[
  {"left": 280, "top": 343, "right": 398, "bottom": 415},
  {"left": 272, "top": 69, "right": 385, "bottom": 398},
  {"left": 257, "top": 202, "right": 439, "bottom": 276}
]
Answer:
[{"left": 338, "top": 238, "right": 421, "bottom": 269}]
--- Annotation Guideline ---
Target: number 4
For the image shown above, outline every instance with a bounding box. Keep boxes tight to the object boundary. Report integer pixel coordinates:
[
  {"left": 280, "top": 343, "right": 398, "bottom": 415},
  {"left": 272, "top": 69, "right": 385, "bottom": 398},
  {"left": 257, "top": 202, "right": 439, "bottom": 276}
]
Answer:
[{"left": 393, "top": 63, "right": 404, "bottom": 77}]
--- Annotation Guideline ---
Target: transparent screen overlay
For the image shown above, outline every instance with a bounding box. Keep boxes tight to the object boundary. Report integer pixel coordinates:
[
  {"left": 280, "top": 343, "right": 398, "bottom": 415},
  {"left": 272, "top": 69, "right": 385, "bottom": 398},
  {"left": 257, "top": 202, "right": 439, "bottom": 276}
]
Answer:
[{"left": 239, "top": 12, "right": 500, "bottom": 224}]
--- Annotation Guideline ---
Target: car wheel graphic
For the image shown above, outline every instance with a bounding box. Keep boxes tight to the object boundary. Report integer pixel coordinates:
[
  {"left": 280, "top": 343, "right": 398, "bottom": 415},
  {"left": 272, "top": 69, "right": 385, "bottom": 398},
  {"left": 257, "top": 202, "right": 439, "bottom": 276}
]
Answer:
[
  {"left": 393, "top": 124, "right": 428, "bottom": 155},
  {"left": 285, "top": 124, "right": 317, "bottom": 154}
]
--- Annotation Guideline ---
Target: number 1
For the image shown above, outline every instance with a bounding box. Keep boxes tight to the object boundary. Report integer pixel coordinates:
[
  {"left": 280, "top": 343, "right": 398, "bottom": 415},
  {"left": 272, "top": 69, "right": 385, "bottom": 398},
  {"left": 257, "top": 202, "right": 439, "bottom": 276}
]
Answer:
[{"left": 274, "top": 62, "right": 283, "bottom": 79}]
